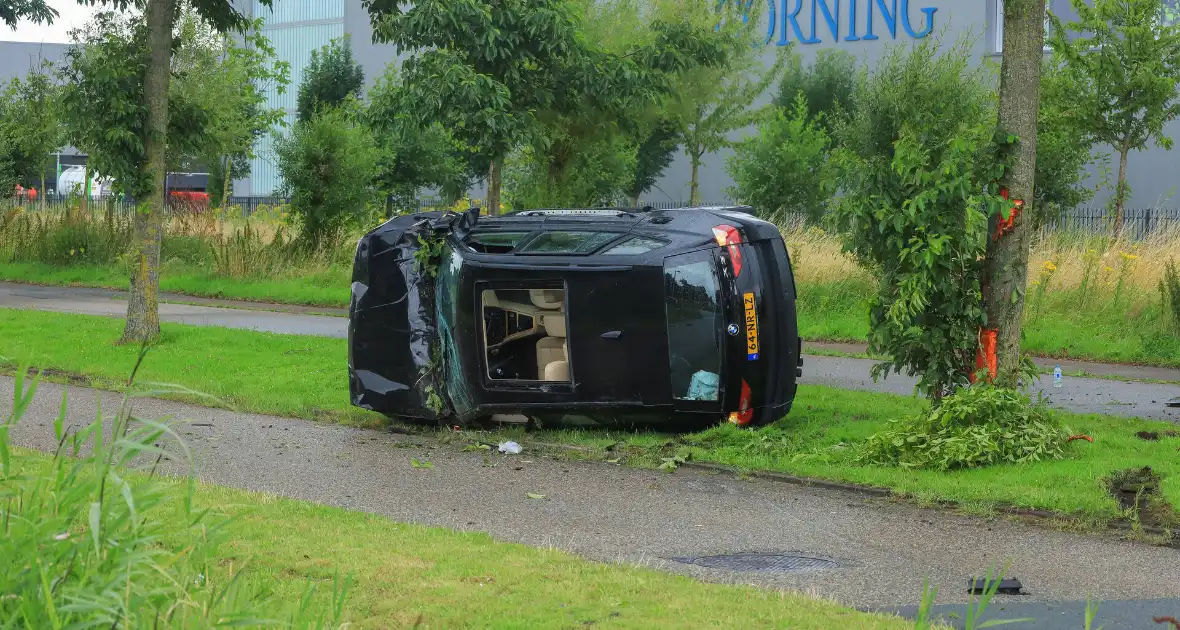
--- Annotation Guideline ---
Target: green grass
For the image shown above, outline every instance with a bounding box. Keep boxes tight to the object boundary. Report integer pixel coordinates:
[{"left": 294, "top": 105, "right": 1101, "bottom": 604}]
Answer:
[
  {"left": 0, "top": 307, "right": 372, "bottom": 425},
  {"left": 2, "top": 307, "right": 1176, "bottom": 526},
  {"left": 6, "top": 453, "right": 907, "bottom": 629},
  {"left": 5, "top": 260, "right": 1179, "bottom": 367},
  {"left": 490, "top": 387, "right": 1180, "bottom": 525},
  {"left": 0, "top": 261, "right": 350, "bottom": 307},
  {"left": 799, "top": 278, "right": 1180, "bottom": 368}
]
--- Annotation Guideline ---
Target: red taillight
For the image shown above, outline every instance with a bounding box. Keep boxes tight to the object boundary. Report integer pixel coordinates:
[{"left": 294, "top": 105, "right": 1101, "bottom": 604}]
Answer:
[
  {"left": 727, "top": 378, "right": 754, "bottom": 426},
  {"left": 712, "top": 224, "right": 743, "bottom": 277}
]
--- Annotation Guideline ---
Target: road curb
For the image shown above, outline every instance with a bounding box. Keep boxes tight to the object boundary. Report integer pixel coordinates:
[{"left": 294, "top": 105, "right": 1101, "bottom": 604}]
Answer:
[
  {"left": 681, "top": 462, "right": 1177, "bottom": 546},
  {"left": 522, "top": 439, "right": 1173, "bottom": 542}
]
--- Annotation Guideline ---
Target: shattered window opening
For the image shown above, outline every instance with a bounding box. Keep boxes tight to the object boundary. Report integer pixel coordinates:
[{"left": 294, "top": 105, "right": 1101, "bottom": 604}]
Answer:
[
  {"left": 464, "top": 231, "right": 532, "bottom": 254},
  {"left": 481, "top": 288, "right": 571, "bottom": 384},
  {"left": 515, "top": 231, "right": 624, "bottom": 255}
]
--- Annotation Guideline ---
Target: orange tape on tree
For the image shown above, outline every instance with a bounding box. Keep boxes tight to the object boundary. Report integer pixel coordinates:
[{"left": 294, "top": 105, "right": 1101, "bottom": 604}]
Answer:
[{"left": 972, "top": 328, "right": 998, "bottom": 383}]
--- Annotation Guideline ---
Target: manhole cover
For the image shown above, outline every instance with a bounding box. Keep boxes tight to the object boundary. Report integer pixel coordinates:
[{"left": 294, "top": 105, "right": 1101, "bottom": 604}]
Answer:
[{"left": 672, "top": 552, "right": 840, "bottom": 573}]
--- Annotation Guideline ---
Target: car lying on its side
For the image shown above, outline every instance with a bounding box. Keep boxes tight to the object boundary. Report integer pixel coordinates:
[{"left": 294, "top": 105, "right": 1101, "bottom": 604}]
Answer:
[{"left": 348, "top": 205, "right": 801, "bottom": 429}]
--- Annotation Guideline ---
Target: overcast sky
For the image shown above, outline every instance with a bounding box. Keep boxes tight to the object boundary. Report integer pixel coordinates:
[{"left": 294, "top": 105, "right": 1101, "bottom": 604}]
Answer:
[{"left": 2, "top": 0, "right": 105, "bottom": 44}]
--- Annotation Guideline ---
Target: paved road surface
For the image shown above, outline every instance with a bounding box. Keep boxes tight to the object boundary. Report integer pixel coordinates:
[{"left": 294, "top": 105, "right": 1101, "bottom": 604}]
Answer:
[
  {"left": 3, "top": 281, "right": 1177, "bottom": 423},
  {"left": 4, "top": 377, "right": 1179, "bottom": 629}
]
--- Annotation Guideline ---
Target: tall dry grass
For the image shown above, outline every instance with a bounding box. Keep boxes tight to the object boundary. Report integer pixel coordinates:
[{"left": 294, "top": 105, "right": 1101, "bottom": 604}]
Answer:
[
  {"left": 782, "top": 224, "right": 1180, "bottom": 307},
  {"left": 0, "top": 202, "right": 353, "bottom": 279}
]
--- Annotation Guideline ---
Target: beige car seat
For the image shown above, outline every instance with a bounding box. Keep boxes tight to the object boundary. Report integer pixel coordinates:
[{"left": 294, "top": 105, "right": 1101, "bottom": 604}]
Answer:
[
  {"left": 536, "top": 312, "right": 569, "bottom": 381},
  {"left": 529, "top": 289, "right": 564, "bottom": 311}
]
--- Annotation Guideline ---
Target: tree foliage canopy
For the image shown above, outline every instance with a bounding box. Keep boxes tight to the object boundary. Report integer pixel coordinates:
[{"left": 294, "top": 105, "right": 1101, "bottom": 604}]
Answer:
[
  {"left": 297, "top": 35, "right": 364, "bottom": 124},
  {"left": 830, "top": 38, "right": 1011, "bottom": 400},
  {"left": 0, "top": 59, "right": 64, "bottom": 191}
]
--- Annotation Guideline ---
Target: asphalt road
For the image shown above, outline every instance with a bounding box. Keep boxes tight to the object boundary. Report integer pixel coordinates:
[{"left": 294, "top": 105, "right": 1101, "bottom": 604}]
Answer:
[
  {"left": 3, "top": 281, "right": 1178, "bottom": 423},
  {"left": 4, "top": 377, "right": 1179, "bottom": 629}
]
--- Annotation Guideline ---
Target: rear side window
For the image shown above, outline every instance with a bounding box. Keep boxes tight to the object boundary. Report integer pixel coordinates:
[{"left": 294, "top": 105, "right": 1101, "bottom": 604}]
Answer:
[
  {"left": 664, "top": 251, "right": 724, "bottom": 401},
  {"left": 516, "top": 231, "right": 622, "bottom": 254},
  {"left": 601, "top": 236, "right": 667, "bottom": 255}
]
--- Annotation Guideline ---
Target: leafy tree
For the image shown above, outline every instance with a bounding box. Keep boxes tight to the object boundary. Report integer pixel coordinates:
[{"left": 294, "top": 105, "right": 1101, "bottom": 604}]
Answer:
[
  {"left": 173, "top": 13, "right": 289, "bottom": 208},
  {"left": 362, "top": 0, "right": 729, "bottom": 214},
  {"left": 981, "top": 0, "right": 1047, "bottom": 383},
  {"left": 672, "top": 15, "right": 788, "bottom": 205},
  {"left": 274, "top": 103, "right": 380, "bottom": 251},
  {"left": 1049, "top": 0, "right": 1180, "bottom": 234},
  {"left": 774, "top": 49, "right": 857, "bottom": 132},
  {"left": 625, "top": 117, "right": 680, "bottom": 206},
  {"left": 61, "top": 12, "right": 209, "bottom": 200},
  {"left": 61, "top": 1, "right": 272, "bottom": 342},
  {"left": 296, "top": 35, "right": 364, "bottom": 124},
  {"left": 365, "top": 67, "right": 474, "bottom": 215},
  {"left": 0, "top": 60, "right": 64, "bottom": 201},
  {"left": 1034, "top": 58, "right": 1102, "bottom": 223},
  {"left": 830, "top": 38, "right": 1009, "bottom": 400},
  {"left": 0, "top": 0, "right": 54, "bottom": 28},
  {"left": 727, "top": 93, "right": 832, "bottom": 225}
]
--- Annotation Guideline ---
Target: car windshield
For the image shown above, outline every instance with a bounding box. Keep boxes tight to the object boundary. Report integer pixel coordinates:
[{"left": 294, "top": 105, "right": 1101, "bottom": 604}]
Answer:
[
  {"left": 516, "top": 231, "right": 623, "bottom": 254},
  {"left": 663, "top": 250, "right": 724, "bottom": 402}
]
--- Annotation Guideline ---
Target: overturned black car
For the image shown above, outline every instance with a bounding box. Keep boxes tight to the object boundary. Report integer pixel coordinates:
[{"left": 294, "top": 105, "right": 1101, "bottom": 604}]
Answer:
[{"left": 348, "top": 206, "right": 801, "bottom": 429}]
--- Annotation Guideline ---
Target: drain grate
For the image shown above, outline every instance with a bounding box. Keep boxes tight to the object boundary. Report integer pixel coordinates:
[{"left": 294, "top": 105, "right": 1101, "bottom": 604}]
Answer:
[{"left": 672, "top": 552, "right": 840, "bottom": 573}]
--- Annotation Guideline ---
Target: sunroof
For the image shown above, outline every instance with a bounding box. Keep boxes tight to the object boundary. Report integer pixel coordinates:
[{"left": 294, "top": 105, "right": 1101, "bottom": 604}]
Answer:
[{"left": 515, "top": 231, "right": 624, "bottom": 254}]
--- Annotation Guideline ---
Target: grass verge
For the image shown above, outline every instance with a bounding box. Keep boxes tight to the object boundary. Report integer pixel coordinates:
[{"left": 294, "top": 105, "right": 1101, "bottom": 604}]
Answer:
[
  {"left": 7, "top": 452, "right": 906, "bottom": 629},
  {"left": 0, "top": 307, "right": 373, "bottom": 426},
  {"left": 481, "top": 387, "right": 1180, "bottom": 528},
  {"left": 0, "top": 261, "right": 350, "bottom": 307},
  {"left": 2, "top": 308, "right": 1176, "bottom": 528}
]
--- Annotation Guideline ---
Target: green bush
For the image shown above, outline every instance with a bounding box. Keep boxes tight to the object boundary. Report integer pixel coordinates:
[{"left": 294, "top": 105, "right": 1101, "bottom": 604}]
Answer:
[
  {"left": 274, "top": 102, "right": 380, "bottom": 251},
  {"left": 829, "top": 36, "right": 1009, "bottom": 399},
  {"left": 0, "top": 362, "right": 352, "bottom": 627},
  {"left": 858, "top": 384, "right": 1069, "bottom": 471},
  {"left": 727, "top": 92, "right": 832, "bottom": 224}
]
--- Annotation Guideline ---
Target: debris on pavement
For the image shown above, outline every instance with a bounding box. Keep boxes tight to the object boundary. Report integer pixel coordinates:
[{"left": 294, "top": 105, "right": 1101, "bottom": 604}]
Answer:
[
  {"left": 1169, "top": 398, "right": 1180, "bottom": 408},
  {"left": 527, "top": 492, "right": 546, "bottom": 500},
  {"left": 498, "top": 441, "right": 522, "bottom": 454},
  {"left": 968, "top": 577, "right": 1024, "bottom": 595}
]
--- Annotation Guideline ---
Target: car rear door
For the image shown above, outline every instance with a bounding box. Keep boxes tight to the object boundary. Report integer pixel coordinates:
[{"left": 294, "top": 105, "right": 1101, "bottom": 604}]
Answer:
[
  {"left": 563, "top": 267, "right": 663, "bottom": 405},
  {"left": 662, "top": 248, "right": 728, "bottom": 416}
]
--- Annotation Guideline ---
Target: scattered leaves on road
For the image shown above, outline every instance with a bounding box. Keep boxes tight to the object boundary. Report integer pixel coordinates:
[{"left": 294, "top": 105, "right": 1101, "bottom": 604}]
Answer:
[{"left": 411, "top": 458, "right": 434, "bottom": 469}]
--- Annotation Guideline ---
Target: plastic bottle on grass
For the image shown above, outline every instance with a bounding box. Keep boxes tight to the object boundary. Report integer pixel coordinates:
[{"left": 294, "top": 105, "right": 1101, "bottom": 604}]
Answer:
[{"left": 1053, "top": 365, "right": 1062, "bottom": 388}]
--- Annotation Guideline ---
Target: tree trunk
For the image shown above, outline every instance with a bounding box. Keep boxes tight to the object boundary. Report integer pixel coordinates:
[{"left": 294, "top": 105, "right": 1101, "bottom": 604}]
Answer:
[
  {"left": 122, "top": 0, "right": 176, "bottom": 345},
  {"left": 1114, "top": 146, "right": 1129, "bottom": 237},
  {"left": 80, "top": 163, "right": 90, "bottom": 214},
  {"left": 628, "top": 193, "right": 640, "bottom": 207},
  {"left": 221, "top": 155, "right": 233, "bottom": 210},
  {"left": 689, "top": 149, "right": 701, "bottom": 206},
  {"left": 39, "top": 171, "right": 45, "bottom": 210},
  {"left": 487, "top": 156, "right": 503, "bottom": 216},
  {"left": 980, "top": 0, "right": 1045, "bottom": 384}
]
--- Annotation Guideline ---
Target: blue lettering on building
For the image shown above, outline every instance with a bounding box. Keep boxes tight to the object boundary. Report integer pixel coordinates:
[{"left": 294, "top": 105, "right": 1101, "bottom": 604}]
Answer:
[{"left": 729, "top": 0, "right": 938, "bottom": 45}]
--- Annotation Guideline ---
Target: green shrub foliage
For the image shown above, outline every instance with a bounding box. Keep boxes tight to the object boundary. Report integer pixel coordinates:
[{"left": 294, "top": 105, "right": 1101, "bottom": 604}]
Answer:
[{"left": 858, "top": 383, "right": 1069, "bottom": 471}]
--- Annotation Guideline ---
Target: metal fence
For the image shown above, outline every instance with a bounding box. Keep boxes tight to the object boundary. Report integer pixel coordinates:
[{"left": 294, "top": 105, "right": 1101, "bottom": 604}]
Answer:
[
  {"left": 8, "top": 195, "right": 1180, "bottom": 239},
  {"left": 1042, "top": 206, "right": 1180, "bottom": 239}
]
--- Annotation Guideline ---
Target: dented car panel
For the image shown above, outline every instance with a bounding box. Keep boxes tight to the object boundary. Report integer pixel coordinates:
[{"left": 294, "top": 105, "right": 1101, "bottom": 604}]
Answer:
[{"left": 347, "top": 206, "right": 800, "bottom": 428}]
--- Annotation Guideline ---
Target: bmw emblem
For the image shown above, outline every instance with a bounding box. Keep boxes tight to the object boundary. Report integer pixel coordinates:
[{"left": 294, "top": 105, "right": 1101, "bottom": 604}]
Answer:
[{"left": 727, "top": 323, "right": 740, "bottom": 336}]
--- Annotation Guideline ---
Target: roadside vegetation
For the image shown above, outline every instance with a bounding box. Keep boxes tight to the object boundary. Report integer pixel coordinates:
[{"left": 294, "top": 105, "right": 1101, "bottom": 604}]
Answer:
[
  {"left": 790, "top": 224, "right": 1180, "bottom": 368},
  {"left": 2, "top": 308, "right": 1176, "bottom": 531},
  {"left": 1, "top": 367, "right": 911, "bottom": 629}
]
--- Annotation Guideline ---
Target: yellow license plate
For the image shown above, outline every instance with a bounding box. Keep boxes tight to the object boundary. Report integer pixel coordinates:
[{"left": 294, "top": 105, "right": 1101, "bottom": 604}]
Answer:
[{"left": 743, "top": 292, "right": 759, "bottom": 361}]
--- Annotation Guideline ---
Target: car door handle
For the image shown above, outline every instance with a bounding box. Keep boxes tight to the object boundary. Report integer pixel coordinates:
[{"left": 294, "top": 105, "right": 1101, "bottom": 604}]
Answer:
[{"left": 600, "top": 331, "right": 622, "bottom": 340}]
